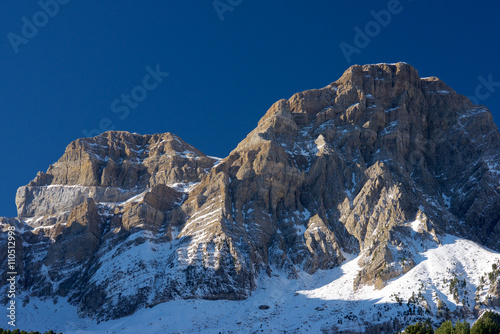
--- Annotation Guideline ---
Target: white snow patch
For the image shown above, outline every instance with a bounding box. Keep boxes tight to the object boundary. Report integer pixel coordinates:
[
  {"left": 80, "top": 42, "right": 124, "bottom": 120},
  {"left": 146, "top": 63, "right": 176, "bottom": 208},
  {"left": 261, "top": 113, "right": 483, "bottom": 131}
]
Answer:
[
  {"left": 295, "top": 224, "right": 307, "bottom": 236},
  {"left": 380, "top": 121, "right": 398, "bottom": 136},
  {"left": 385, "top": 107, "right": 399, "bottom": 113},
  {"left": 409, "top": 218, "right": 424, "bottom": 232},
  {"left": 442, "top": 193, "right": 451, "bottom": 208}
]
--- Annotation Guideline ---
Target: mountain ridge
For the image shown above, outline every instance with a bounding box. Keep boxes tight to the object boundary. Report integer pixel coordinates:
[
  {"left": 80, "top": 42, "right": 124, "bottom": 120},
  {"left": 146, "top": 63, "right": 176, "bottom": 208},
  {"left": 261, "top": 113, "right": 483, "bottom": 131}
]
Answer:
[{"left": 1, "top": 62, "right": 500, "bottom": 332}]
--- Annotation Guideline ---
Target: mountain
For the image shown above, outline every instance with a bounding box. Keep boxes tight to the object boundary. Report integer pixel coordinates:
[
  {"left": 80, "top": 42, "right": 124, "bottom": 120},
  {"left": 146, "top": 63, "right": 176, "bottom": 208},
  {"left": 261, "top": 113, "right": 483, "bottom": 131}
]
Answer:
[{"left": 1, "top": 62, "right": 500, "bottom": 333}]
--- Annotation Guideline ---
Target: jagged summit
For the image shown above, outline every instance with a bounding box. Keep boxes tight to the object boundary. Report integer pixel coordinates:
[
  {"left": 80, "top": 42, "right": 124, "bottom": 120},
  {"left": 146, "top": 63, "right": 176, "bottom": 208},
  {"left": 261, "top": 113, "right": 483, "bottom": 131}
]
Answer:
[
  {"left": 15, "top": 131, "right": 218, "bottom": 218},
  {"left": 28, "top": 131, "right": 213, "bottom": 187},
  {"left": 259, "top": 62, "right": 461, "bottom": 119},
  {"left": 1, "top": 63, "right": 500, "bottom": 332}
]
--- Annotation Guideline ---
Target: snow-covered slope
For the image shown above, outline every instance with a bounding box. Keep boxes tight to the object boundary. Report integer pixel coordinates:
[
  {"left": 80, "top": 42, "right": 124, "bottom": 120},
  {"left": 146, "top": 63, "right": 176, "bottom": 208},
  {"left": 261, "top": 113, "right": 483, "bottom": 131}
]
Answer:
[{"left": 13, "top": 235, "right": 500, "bottom": 333}]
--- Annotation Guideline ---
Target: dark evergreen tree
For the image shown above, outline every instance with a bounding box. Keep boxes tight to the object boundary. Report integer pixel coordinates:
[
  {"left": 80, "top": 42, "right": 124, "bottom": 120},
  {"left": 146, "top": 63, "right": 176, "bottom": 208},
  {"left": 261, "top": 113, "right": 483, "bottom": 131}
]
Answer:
[
  {"left": 454, "top": 320, "right": 471, "bottom": 334},
  {"left": 404, "top": 320, "right": 434, "bottom": 334},
  {"left": 435, "top": 320, "right": 454, "bottom": 334},
  {"left": 471, "top": 312, "right": 500, "bottom": 334}
]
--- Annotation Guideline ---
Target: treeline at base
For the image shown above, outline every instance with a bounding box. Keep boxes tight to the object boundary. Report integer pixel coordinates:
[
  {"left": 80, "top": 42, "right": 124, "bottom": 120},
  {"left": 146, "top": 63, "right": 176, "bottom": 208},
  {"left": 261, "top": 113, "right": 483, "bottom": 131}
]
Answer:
[
  {"left": 0, "top": 329, "right": 61, "bottom": 334},
  {"left": 400, "top": 311, "right": 500, "bottom": 334}
]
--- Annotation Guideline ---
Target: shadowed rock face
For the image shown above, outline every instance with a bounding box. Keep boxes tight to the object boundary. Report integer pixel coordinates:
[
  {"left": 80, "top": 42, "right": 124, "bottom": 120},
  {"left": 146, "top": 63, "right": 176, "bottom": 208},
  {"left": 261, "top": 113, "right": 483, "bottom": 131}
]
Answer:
[{"left": 1, "top": 63, "right": 499, "bottom": 321}]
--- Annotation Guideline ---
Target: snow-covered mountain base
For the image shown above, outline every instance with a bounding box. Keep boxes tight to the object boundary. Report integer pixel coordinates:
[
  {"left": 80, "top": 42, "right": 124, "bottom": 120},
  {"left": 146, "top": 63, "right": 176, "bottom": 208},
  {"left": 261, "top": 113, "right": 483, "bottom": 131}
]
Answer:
[{"left": 15, "top": 235, "right": 500, "bottom": 333}]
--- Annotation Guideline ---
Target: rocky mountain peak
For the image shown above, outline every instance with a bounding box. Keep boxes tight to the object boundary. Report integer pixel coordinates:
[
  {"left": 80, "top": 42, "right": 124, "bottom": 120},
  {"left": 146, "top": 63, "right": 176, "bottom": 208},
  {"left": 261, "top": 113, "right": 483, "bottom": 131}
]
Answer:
[
  {"left": 215, "top": 61, "right": 500, "bottom": 287},
  {"left": 1, "top": 63, "right": 500, "bottom": 328},
  {"left": 258, "top": 63, "right": 469, "bottom": 130},
  {"left": 338, "top": 62, "right": 421, "bottom": 89},
  {"left": 29, "top": 131, "right": 211, "bottom": 187},
  {"left": 16, "top": 131, "right": 218, "bottom": 218}
]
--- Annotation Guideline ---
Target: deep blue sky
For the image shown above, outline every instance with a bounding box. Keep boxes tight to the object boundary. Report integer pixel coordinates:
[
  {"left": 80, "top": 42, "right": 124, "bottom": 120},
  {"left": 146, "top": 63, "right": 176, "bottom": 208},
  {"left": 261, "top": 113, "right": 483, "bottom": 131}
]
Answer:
[{"left": 1, "top": 1, "right": 499, "bottom": 217}]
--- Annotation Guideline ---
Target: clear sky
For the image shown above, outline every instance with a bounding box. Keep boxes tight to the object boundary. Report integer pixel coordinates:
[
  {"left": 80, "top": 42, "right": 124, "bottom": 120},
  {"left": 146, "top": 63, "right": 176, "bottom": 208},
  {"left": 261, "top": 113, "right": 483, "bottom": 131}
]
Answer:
[{"left": 1, "top": 1, "right": 499, "bottom": 217}]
